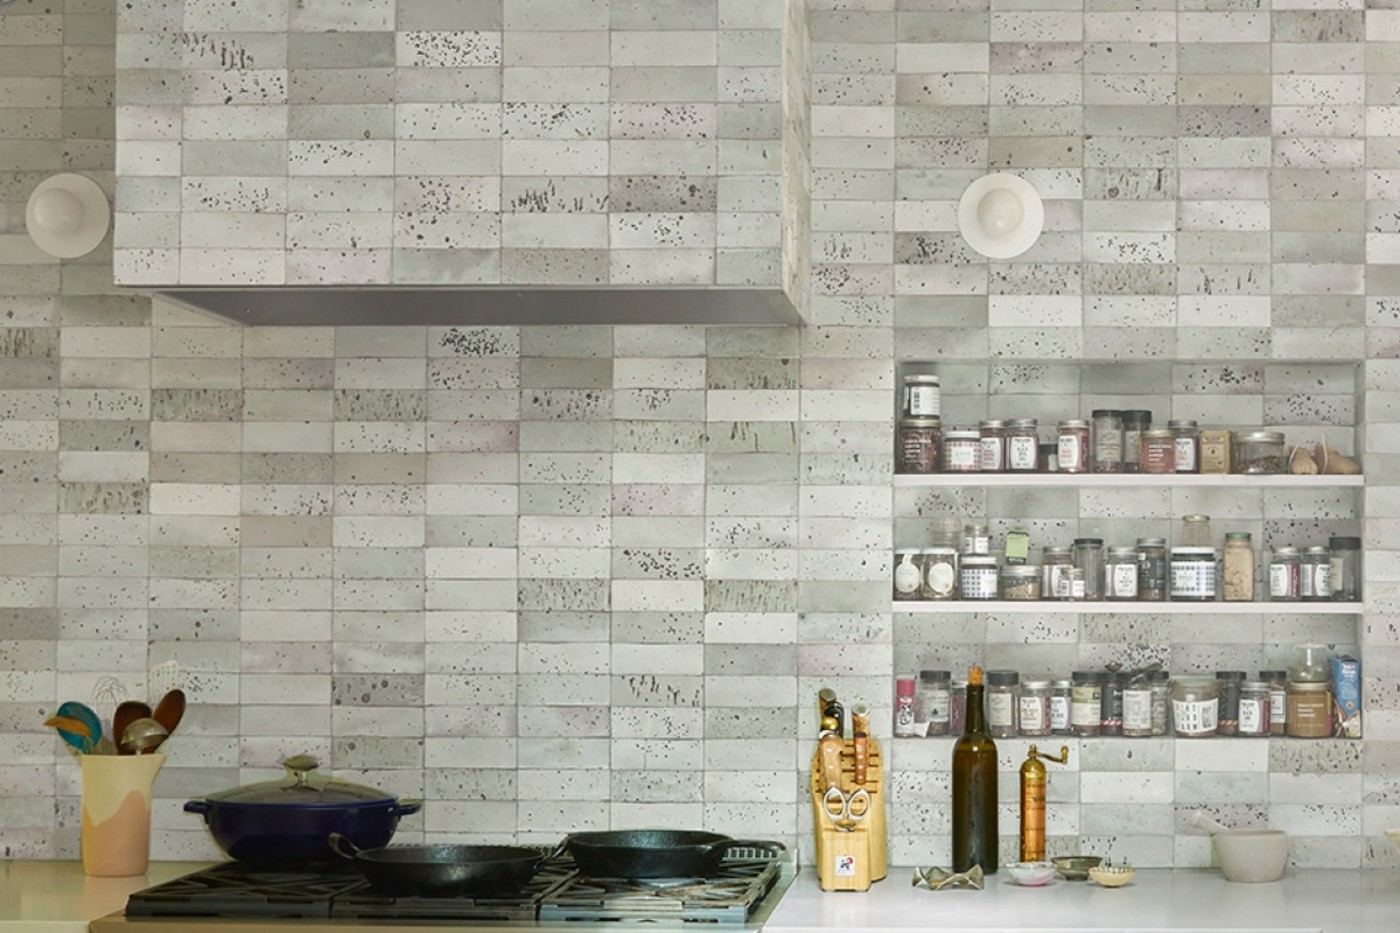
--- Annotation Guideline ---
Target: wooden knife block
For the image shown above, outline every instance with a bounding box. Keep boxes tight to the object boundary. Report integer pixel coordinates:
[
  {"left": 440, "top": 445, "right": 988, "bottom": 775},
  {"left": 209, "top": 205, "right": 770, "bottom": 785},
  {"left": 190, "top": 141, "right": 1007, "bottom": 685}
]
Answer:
[{"left": 809, "top": 737, "right": 888, "bottom": 891}]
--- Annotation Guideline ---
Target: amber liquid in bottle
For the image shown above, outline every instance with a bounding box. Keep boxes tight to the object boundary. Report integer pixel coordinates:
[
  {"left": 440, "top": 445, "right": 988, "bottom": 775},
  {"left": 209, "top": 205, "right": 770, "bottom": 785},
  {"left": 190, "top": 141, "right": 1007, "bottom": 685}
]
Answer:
[{"left": 952, "top": 666, "right": 999, "bottom": 874}]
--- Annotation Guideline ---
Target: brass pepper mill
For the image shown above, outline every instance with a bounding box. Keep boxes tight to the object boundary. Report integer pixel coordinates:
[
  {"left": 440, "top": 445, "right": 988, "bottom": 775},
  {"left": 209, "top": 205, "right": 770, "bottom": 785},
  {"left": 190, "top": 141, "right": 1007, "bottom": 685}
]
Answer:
[{"left": 1019, "top": 744, "right": 1069, "bottom": 862}]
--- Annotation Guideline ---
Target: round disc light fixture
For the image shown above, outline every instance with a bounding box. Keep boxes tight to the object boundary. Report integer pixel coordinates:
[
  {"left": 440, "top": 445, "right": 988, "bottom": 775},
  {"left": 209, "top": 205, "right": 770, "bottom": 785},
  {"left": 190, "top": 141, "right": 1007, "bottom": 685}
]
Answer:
[
  {"left": 957, "top": 172, "right": 1044, "bottom": 259},
  {"left": 25, "top": 172, "right": 111, "bottom": 259}
]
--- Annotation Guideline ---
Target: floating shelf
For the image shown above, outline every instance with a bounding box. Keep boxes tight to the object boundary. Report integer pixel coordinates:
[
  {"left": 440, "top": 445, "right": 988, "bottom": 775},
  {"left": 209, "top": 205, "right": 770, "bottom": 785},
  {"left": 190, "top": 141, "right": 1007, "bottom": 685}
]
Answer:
[
  {"left": 892, "top": 600, "right": 1364, "bottom": 614},
  {"left": 893, "top": 474, "right": 1364, "bottom": 488}
]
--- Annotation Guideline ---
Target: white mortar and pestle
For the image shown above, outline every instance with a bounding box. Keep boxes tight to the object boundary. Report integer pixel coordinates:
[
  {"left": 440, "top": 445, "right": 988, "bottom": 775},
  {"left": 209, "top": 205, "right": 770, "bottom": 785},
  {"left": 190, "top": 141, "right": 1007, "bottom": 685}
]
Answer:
[{"left": 1191, "top": 811, "right": 1290, "bottom": 883}]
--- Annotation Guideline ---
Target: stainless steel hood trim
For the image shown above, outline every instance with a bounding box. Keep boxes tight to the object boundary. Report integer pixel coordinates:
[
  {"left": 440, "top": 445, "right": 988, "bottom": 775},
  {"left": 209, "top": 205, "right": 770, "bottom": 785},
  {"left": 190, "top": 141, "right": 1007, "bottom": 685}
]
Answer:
[{"left": 156, "top": 287, "right": 801, "bottom": 327}]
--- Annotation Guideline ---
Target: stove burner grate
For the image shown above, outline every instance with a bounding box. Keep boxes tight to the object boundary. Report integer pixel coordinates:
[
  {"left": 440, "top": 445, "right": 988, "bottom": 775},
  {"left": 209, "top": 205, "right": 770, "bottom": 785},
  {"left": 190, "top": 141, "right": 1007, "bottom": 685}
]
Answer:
[
  {"left": 330, "top": 861, "right": 576, "bottom": 922},
  {"left": 538, "top": 858, "right": 780, "bottom": 924},
  {"left": 125, "top": 862, "right": 363, "bottom": 919}
]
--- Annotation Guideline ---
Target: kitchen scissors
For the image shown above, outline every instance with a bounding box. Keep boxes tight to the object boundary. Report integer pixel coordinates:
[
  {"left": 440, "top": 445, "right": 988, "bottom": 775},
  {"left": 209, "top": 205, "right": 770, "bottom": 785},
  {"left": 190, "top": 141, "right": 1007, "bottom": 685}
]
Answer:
[{"left": 822, "top": 785, "right": 870, "bottom": 832}]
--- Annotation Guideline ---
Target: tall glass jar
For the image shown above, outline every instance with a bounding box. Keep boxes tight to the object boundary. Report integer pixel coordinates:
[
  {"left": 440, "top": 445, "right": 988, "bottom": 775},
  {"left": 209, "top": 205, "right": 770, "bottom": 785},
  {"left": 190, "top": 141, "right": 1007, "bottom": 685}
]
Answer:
[
  {"left": 1137, "top": 538, "right": 1167, "bottom": 601},
  {"left": 1072, "top": 537, "right": 1105, "bottom": 601},
  {"left": 986, "top": 670, "right": 1019, "bottom": 738},
  {"left": 1070, "top": 671, "right": 1102, "bottom": 737},
  {"left": 897, "top": 417, "right": 942, "bottom": 474},
  {"left": 1260, "top": 669, "right": 1287, "bottom": 736},
  {"left": 1215, "top": 670, "right": 1245, "bottom": 736},
  {"left": 1171, "top": 676, "right": 1219, "bottom": 737},
  {"left": 916, "top": 669, "right": 952, "bottom": 737},
  {"left": 1122, "top": 675, "right": 1153, "bottom": 737},
  {"left": 979, "top": 420, "right": 1008, "bottom": 473},
  {"left": 1121, "top": 410, "right": 1152, "bottom": 473},
  {"left": 1269, "top": 547, "right": 1302, "bottom": 601},
  {"left": 1329, "top": 536, "right": 1361, "bottom": 601},
  {"left": 1020, "top": 679, "right": 1052, "bottom": 736},
  {"left": 1007, "top": 418, "right": 1040, "bottom": 472},
  {"left": 1150, "top": 670, "right": 1172, "bottom": 735},
  {"left": 1042, "top": 547, "right": 1074, "bottom": 600},
  {"left": 1170, "top": 418, "right": 1199, "bottom": 473},
  {"left": 1092, "top": 409, "right": 1123, "bottom": 473},
  {"left": 1099, "top": 671, "right": 1124, "bottom": 736},
  {"left": 1057, "top": 419, "right": 1090, "bottom": 473},
  {"left": 1050, "top": 679, "right": 1072, "bottom": 735},
  {"left": 1222, "top": 532, "right": 1254, "bottom": 602},
  {"left": 1106, "top": 546, "right": 1140, "bottom": 600},
  {"left": 1302, "top": 546, "right": 1332, "bottom": 601}
]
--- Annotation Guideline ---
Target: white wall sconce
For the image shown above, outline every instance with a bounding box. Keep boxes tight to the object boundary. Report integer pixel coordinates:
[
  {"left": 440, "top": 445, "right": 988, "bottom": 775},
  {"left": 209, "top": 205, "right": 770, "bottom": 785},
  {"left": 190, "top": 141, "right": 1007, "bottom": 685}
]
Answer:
[
  {"left": 957, "top": 173, "right": 1044, "bottom": 259},
  {"left": 25, "top": 173, "right": 111, "bottom": 259}
]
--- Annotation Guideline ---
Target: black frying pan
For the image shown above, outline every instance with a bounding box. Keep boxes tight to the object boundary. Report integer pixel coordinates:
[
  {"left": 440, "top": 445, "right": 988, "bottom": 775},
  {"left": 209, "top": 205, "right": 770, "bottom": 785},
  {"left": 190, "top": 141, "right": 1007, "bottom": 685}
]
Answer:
[
  {"left": 564, "top": 829, "right": 785, "bottom": 878},
  {"left": 330, "top": 834, "right": 551, "bottom": 897}
]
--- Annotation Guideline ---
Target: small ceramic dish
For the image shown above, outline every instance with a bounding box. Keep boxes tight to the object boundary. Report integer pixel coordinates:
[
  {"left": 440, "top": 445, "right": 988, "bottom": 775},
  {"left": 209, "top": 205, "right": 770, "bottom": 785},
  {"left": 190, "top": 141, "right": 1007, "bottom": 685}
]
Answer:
[
  {"left": 1088, "top": 865, "right": 1135, "bottom": 888},
  {"left": 1005, "top": 861, "right": 1056, "bottom": 886},
  {"left": 1051, "top": 855, "right": 1102, "bottom": 881}
]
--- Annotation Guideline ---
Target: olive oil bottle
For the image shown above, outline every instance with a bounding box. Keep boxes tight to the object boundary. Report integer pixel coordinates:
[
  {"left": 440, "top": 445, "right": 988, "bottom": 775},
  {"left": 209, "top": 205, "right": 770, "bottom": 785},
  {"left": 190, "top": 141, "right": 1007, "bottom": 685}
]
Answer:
[{"left": 952, "top": 666, "right": 998, "bottom": 873}]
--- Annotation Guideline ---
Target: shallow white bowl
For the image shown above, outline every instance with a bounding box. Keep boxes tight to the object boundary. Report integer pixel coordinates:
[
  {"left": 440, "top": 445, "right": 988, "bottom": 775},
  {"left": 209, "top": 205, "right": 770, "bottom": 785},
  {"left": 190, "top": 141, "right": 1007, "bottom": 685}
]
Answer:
[
  {"left": 1005, "top": 861, "right": 1056, "bottom": 886},
  {"left": 1214, "top": 830, "right": 1289, "bottom": 883}
]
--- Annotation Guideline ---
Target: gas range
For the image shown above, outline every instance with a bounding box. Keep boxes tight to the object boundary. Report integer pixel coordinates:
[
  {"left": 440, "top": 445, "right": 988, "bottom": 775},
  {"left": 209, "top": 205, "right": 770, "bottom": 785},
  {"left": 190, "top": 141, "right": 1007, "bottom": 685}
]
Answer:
[{"left": 93, "top": 849, "right": 795, "bottom": 931}]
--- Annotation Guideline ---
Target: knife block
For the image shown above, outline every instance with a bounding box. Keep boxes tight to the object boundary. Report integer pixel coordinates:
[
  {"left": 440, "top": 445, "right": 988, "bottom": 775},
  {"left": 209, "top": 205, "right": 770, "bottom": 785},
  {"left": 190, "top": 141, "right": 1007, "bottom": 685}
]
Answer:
[{"left": 809, "top": 737, "right": 887, "bottom": 891}]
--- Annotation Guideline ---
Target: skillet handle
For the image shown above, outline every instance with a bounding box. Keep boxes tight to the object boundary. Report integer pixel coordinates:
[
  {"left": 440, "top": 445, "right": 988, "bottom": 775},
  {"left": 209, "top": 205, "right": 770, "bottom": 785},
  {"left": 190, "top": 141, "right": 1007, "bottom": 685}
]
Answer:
[
  {"left": 723, "top": 839, "right": 787, "bottom": 859},
  {"left": 183, "top": 800, "right": 211, "bottom": 815},
  {"left": 542, "top": 835, "right": 571, "bottom": 864},
  {"left": 389, "top": 799, "right": 422, "bottom": 818},
  {"left": 327, "top": 832, "right": 361, "bottom": 861}
]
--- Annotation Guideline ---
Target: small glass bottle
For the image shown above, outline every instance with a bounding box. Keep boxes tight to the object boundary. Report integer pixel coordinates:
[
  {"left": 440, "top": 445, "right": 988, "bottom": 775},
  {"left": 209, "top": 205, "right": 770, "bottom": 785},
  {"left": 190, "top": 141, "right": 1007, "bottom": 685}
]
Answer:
[
  {"left": 1329, "top": 536, "right": 1361, "bottom": 601},
  {"left": 1122, "top": 675, "right": 1154, "bottom": 737},
  {"left": 1100, "top": 671, "right": 1124, "bottom": 736},
  {"left": 1072, "top": 537, "right": 1105, "bottom": 601},
  {"left": 1238, "top": 680, "right": 1272, "bottom": 737},
  {"left": 949, "top": 678, "right": 968, "bottom": 734},
  {"left": 986, "top": 669, "right": 1019, "bottom": 738},
  {"left": 1260, "top": 669, "right": 1288, "bottom": 736},
  {"left": 1215, "top": 670, "right": 1245, "bottom": 736},
  {"left": 1150, "top": 670, "right": 1172, "bottom": 736},
  {"left": 1269, "top": 547, "right": 1302, "bottom": 601},
  {"left": 1050, "top": 679, "right": 1072, "bottom": 735},
  {"left": 1170, "top": 418, "right": 1199, "bottom": 473},
  {"left": 1139, "top": 428, "right": 1176, "bottom": 473},
  {"left": 979, "top": 420, "right": 1008, "bottom": 473},
  {"left": 1019, "top": 678, "right": 1052, "bottom": 737},
  {"left": 1070, "top": 671, "right": 1102, "bottom": 737},
  {"left": 943, "top": 428, "right": 981, "bottom": 473},
  {"left": 1042, "top": 547, "right": 1074, "bottom": 600},
  {"left": 1171, "top": 676, "right": 1219, "bottom": 737},
  {"left": 1302, "top": 545, "right": 1332, "bottom": 601},
  {"left": 1178, "top": 514, "right": 1212, "bottom": 548},
  {"left": 962, "top": 523, "right": 991, "bottom": 556},
  {"left": 1222, "top": 532, "right": 1254, "bottom": 602},
  {"left": 1057, "top": 419, "right": 1091, "bottom": 473},
  {"left": 1063, "top": 567, "right": 1087, "bottom": 601},
  {"left": 1121, "top": 410, "right": 1152, "bottom": 473},
  {"left": 1106, "top": 546, "right": 1140, "bottom": 600},
  {"left": 1007, "top": 418, "right": 1040, "bottom": 472},
  {"left": 1137, "top": 538, "right": 1167, "bottom": 601},
  {"left": 1092, "top": 409, "right": 1124, "bottom": 473},
  {"left": 915, "top": 669, "right": 952, "bottom": 737},
  {"left": 895, "top": 674, "right": 918, "bottom": 736}
]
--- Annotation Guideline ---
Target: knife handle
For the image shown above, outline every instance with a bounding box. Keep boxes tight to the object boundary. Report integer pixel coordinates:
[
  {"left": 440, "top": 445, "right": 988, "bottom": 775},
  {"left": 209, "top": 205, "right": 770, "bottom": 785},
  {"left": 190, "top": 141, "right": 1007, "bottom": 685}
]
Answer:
[
  {"left": 819, "top": 733, "right": 843, "bottom": 791},
  {"left": 853, "top": 733, "right": 868, "bottom": 786}
]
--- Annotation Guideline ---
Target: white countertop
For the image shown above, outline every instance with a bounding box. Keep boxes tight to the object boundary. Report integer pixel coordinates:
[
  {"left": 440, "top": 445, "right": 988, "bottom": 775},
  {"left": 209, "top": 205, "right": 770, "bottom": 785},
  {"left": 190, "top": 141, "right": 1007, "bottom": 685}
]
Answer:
[
  {"left": 0, "top": 861, "right": 204, "bottom": 932},
  {"left": 764, "top": 867, "right": 1400, "bottom": 933}
]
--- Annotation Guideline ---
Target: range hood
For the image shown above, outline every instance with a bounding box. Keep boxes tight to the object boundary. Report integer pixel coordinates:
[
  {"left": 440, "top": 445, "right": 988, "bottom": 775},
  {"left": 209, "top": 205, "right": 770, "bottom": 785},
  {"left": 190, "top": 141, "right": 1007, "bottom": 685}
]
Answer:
[{"left": 158, "top": 287, "right": 801, "bottom": 328}]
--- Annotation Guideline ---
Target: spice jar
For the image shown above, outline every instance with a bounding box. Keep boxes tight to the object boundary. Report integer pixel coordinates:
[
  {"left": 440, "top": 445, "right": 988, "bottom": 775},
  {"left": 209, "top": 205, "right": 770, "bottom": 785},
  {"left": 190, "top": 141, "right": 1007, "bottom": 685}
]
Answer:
[
  {"left": 979, "top": 420, "right": 1008, "bottom": 473},
  {"left": 960, "top": 556, "right": 999, "bottom": 600},
  {"left": 1057, "top": 419, "right": 1090, "bottom": 473},
  {"left": 1235, "top": 430, "right": 1285, "bottom": 474},
  {"left": 1020, "top": 679, "right": 1052, "bottom": 737},
  {"left": 1070, "top": 671, "right": 1102, "bottom": 737},
  {"left": 1122, "top": 675, "right": 1153, "bottom": 737},
  {"left": 1170, "top": 547, "right": 1217, "bottom": 601},
  {"left": 962, "top": 523, "right": 990, "bottom": 556},
  {"left": 1072, "top": 537, "right": 1105, "bottom": 601},
  {"left": 1042, "top": 547, "right": 1074, "bottom": 600},
  {"left": 1050, "top": 679, "right": 1072, "bottom": 735},
  {"left": 1269, "top": 547, "right": 1302, "bottom": 601},
  {"left": 1286, "top": 681, "right": 1331, "bottom": 737},
  {"left": 1170, "top": 418, "right": 1199, "bottom": 473},
  {"left": 895, "top": 674, "right": 918, "bottom": 736},
  {"left": 1329, "top": 536, "right": 1361, "bottom": 601},
  {"left": 894, "top": 549, "right": 924, "bottom": 601},
  {"left": 1100, "top": 672, "right": 1124, "bottom": 736},
  {"left": 986, "top": 669, "right": 1019, "bottom": 738},
  {"left": 950, "top": 678, "right": 967, "bottom": 734},
  {"left": 1062, "top": 567, "right": 1087, "bottom": 600},
  {"left": 943, "top": 428, "right": 981, "bottom": 473},
  {"left": 1260, "top": 670, "right": 1288, "bottom": 736},
  {"left": 1171, "top": 676, "right": 1219, "bottom": 737},
  {"left": 1139, "top": 428, "right": 1175, "bottom": 473},
  {"left": 923, "top": 546, "right": 959, "bottom": 600},
  {"left": 915, "top": 669, "right": 951, "bottom": 737},
  {"left": 1092, "top": 409, "right": 1123, "bottom": 473},
  {"left": 1000, "top": 565, "right": 1042, "bottom": 600},
  {"left": 1215, "top": 670, "right": 1245, "bottom": 736},
  {"left": 1222, "top": 532, "right": 1254, "bottom": 602},
  {"left": 1121, "top": 410, "right": 1152, "bottom": 473},
  {"left": 1238, "top": 680, "right": 1271, "bottom": 737},
  {"left": 1137, "top": 538, "right": 1167, "bottom": 601},
  {"left": 1007, "top": 418, "right": 1040, "bottom": 472},
  {"left": 897, "top": 417, "right": 942, "bottom": 473},
  {"left": 1302, "top": 546, "right": 1332, "bottom": 601},
  {"left": 1178, "top": 514, "right": 1212, "bottom": 548},
  {"left": 1150, "top": 670, "right": 1172, "bottom": 735},
  {"left": 903, "top": 374, "right": 941, "bottom": 417},
  {"left": 1106, "top": 546, "right": 1140, "bottom": 600}
]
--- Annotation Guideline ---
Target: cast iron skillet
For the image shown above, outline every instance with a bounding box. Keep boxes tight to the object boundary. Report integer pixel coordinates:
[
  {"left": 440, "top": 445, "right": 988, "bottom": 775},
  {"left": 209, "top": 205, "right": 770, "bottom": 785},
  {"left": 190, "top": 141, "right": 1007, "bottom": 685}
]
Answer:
[
  {"left": 564, "top": 829, "right": 786, "bottom": 878},
  {"left": 330, "top": 834, "right": 552, "bottom": 897}
]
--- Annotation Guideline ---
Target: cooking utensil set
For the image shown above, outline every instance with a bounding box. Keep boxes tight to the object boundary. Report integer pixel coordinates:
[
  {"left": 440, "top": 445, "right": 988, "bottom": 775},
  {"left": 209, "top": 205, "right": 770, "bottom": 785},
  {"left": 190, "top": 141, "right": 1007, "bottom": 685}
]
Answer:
[{"left": 44, "top": 689, "right": 185, "bottom": 756}]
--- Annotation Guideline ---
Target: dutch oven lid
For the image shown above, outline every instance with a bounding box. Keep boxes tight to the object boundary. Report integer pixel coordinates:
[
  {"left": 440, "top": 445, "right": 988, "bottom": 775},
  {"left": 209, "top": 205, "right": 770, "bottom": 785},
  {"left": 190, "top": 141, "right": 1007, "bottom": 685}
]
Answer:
[{"left": 203, "top": 755, "right": 397, "bottom": 807}]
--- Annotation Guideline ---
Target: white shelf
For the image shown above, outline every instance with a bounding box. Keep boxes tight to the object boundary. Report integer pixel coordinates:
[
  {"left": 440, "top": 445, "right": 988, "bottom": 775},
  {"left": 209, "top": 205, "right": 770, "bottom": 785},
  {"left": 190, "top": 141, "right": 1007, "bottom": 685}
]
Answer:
[
  {"left": 893, "top": 473, "right": 1364, "bottom": 488},
  {"left": 892, "top": 600, "right": 1364, "bottom": 614}
]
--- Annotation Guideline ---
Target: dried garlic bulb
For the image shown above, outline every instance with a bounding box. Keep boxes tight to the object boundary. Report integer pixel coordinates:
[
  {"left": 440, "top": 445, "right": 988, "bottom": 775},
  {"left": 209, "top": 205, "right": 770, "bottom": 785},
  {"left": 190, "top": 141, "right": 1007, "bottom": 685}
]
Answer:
[
  {"left": 1288, "top": 446, "right": 1318, "bottom": 475},
  {"left": 1314, "top": 444, "right": 1361, "bottom": 475}
]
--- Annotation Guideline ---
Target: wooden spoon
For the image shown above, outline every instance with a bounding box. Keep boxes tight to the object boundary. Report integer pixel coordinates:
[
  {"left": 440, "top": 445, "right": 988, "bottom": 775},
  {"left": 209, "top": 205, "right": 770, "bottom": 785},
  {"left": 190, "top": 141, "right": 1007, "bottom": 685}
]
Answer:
[
  {"left": 152, "top": 688, "right": 186, "bottom": 736},
  {"left": 112, "top": 700, "right": 152, "bottom": 756}
]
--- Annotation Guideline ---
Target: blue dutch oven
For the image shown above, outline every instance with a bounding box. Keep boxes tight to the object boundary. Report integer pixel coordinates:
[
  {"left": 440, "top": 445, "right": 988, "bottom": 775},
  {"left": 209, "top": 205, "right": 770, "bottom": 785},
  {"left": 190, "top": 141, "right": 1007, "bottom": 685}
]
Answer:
[{"left": 185, "top": 755, "right": 421, "bottom": 867}]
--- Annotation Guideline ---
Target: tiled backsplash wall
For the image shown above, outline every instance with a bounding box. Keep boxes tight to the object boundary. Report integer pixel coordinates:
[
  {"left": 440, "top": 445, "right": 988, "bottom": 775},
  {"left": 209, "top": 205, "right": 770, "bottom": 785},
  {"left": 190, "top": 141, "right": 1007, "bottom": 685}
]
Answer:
[{"left": 3, "top": 0, "right": 1400, "bottom": 871}]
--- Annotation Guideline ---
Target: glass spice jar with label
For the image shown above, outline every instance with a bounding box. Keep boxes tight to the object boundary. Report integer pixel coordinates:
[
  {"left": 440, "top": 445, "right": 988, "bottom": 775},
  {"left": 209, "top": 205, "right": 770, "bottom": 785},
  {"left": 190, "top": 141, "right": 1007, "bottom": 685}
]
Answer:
[
  {"left": 1222, "top": 532, "right": 1254, "bottom": 602},
  {"left": 943, "top": 428, "right": 981, "bottom": 473},
  {"left": 986, "top": 670, "right": 1019, "bottom": 738},
  {"left": 1007, "top": 418, "right": 1040, "bottom": 472},
  {"left": 960, "top": 556, "right": 999, "bottom": 599},
  {"left": 1050, "top": 679, "right": 1072, "bottom": 735},
  {"left": 1070, "top": 671, "right": 1102, "bottom": 737},
  {"left": 1121, "top": 410, "right": 1152, "bottom": 473},
  {"left": 1329, "top": 536, "right": 1361, "bottom": 601},
  {"left": 1091, "top": 409, "right": 1123, "bottom": 473},
  {"left": 1170, "top": 547, "right": 1217, "bottom": 600},
  {"left": 1238, "top": 680, "right": 1271, "bottom": 737},
  {"left": 1137, "top": 538, "right": 1167, "bottom": 601},
  {"left": 1099, "top": 672, "right": 1124, "bottom": 736},
  {"left": 1072, "top": 537, "right": 1105, "bottom": 601},
  {"left": 979, "top": 420, "right": 1008, "bottom": 473},
  {"left": 903, "top": 374, "right": 941, "bottom": 418},
  {"left": 923, "top": 546, "right": 959, "bottom": 600},
  {"left": 1139, "top": 428, "right": 1175, "bottom": 473},
  {"left": 1019, "top": 679, "right": 1052, "bottom": 737},
  {"left": 916, "top": 669, "right": 952, "bottom": 737},
  {"left": 893, "top": 549, "right": 924, "bottom": 601},
  {"left": 1269, "top": 547, "right": 1302, "bottom": 601},
  {"left": 1122, "top": 675, "right": 1154, "bottom": 737},
  {"left": 1171, "top": 677, "right": 1219, "bottom": 737},
  {"left": 1000, "top": 565, "right": 1042, "bottom": 600},
  {"left": 1042, "top": 547, "right": 1074, "bottom": 600},
  {"left": 962, "top": 523, "right": 990, "bottom": 556},
  {"left": 1106, "top": 546, "right": 1140, "bottom": 600},
  {"left": 1215, "top": 670, "right": 1245, "bottom": 736},
  {"left": 1260, "top": 669, "right": 1288, "bottom": 736},
  {"left": 1057, "top": 419, "right": 1090, "bottom": 473},
  {"left": 1287, "top": 681, "right": 1331, "bottom": 737},
  {"left": 1302, "top": 546, "right": 1332, "bottom": 601},
  {"left": 1170, "top": 419, "right": 1200, "bottom": 473},
  {"left": 897, "top": 417, "right": 942, "bottom": 474}
]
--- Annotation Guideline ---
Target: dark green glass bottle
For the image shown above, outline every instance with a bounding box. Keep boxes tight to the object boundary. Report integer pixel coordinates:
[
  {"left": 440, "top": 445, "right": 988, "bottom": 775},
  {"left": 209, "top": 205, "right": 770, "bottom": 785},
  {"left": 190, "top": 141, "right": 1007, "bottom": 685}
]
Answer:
[{"left": 952, "top": 666, "right": 998, "bottom": 873}]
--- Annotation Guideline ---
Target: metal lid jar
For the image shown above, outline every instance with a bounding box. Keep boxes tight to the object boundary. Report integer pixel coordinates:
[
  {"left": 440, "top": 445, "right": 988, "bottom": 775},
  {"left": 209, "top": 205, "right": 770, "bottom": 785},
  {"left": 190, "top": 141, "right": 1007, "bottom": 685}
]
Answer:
[
  {"left": 1057, "top": 419, "right": 1090, "bottom": 474},
  {"left": 979, "top": 420, "right": 1008, "bottom": 473},
  {"left": 1006, "top": 418, "right": 1039, "bottom": 472},
  {"left": 1139, "top": 428, "right": 1175, "bottom": 473},
  {"left": 1170, "top": 677, "right": 1219, "bottom": 737},
  {"left": 1170, "top": 547, "right": 1217, "bottom": 601},
  {"left": 1235, "top": 430, "right": 1285, "bottom": 474},
  {"left": 943, "top": 428, "right": 981, "bottom": 473},
  {"left": 959, "top": 555, "right": 999, "bottom": 600},
  {"left": 999, "top": 564, "right": 1042, "bottom": 600}
]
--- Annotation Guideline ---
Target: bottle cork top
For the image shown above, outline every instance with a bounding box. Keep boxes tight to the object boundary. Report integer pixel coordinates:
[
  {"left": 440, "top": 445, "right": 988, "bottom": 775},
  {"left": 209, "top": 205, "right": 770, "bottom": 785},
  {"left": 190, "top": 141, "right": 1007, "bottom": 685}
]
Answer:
[{"left": 968, "top": 666, "right": 983, "bottom": 686}]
